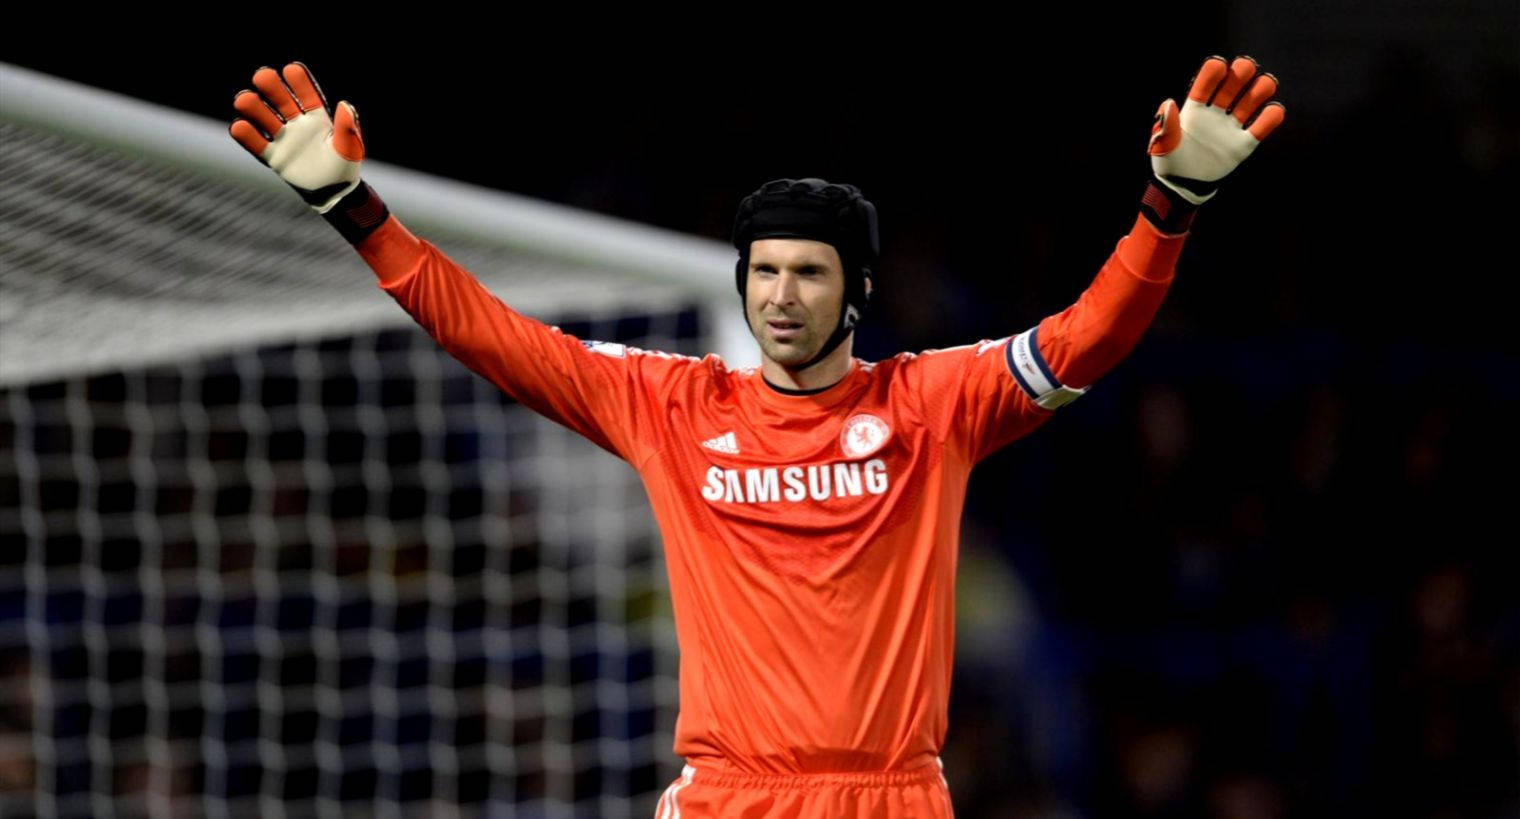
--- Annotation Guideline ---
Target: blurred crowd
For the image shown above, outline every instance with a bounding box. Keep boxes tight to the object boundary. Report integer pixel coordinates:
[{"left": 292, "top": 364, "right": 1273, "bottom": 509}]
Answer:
[{"left": 480, "top": 33, "right": 1519, "bottom": 819}]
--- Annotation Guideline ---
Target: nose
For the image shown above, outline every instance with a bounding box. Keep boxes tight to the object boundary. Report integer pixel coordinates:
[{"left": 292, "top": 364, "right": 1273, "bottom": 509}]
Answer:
[{"left": 768, "top": 271, "right": 800, "bottom": 307}]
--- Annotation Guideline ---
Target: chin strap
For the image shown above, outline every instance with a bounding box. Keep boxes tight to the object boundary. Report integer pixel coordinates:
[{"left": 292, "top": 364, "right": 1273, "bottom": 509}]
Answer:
[{"left": 792, "top": 301, "right": 859, "bottom": 371}]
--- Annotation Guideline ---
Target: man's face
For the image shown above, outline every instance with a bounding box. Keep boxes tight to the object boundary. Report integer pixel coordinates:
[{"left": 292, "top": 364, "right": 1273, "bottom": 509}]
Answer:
[{"left": 744, "top": 238, "right": 846, "bottom": 369}]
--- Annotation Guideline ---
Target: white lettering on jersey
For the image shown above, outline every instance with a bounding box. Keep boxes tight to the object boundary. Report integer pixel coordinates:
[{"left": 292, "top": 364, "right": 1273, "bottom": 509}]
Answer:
[
  {"left": 701, "top": 466, "right": 725, "bottom": 502},
  {"left": 745, "top": 468, "right": 779, "bottom": 503},
  {"left": 807, "top": 463, "right": 832, "bottom": 501},
  {"left": 782, "top": 466, "right": 806, "bottom": 502},
  {"left": 833, "top": 462, "right": 863, "bottom": 496},
  {"left": 701, "top": 459, "right": 890, "bottom": 506},
  {"left": 865, "top": 459, "right": 888, "bottom": 494}
]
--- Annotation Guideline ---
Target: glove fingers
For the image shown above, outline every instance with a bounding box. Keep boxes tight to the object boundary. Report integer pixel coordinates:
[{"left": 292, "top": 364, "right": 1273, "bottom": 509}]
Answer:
[
  {"left": 1209, "top": 55, "right": 1259, "bottom": 109},
  {"left": 233, "top": 90, "right": 284, "bottom": 140},
  {"left": 332, "top": 101, "right": 365, "bottom": 162},
  {"left": 228, "top": 119, "right": 270, "bottom": 158},
  {"left": 252, "top": 66, "right": 302, "bottom": 121},
  {"left": 1229, "top": 71, "right": 1278, "bottom": 125},
  {"left": 1148, "top": 98, "right": 1182, "bottom": 156},
  {"left": 1245, "top": 101, "right": 1286, "bottom": 141},
  {"left": 1187, "top": 56, "right": 1230, "bottom": 104},
  {"left": 281, "top": 62, "right": 329, "bottom": 114}
]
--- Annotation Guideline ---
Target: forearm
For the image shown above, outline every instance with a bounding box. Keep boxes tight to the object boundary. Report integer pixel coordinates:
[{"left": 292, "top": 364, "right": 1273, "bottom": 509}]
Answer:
[
  {"left": 351, "top": 203, "right": 661, "bottom": 461},
  {"left": 227, "top": 61, "right": 633, "bottom": 457},
  {"left": 1035, "top": 212, "right": 1185, "bottom": 389},
  {"left": 350, "top": 203, "right": 580, "bottom": 413},
  {"left": 353, "top": 207, "right": 428, "bottom": 287},
  {"left": 352, "top": 210, "right": 559, "bottom": 382}
]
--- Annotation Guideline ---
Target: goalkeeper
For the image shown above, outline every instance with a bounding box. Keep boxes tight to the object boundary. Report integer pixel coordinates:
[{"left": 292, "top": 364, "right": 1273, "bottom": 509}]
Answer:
[{"left": 231, "top": 55, "right": 1283, "bottom": 818}]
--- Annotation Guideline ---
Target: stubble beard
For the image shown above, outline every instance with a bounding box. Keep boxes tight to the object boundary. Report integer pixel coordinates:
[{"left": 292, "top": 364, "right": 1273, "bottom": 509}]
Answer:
[{"left": 749, "top": 310, "right": 821, "bottom": 368}]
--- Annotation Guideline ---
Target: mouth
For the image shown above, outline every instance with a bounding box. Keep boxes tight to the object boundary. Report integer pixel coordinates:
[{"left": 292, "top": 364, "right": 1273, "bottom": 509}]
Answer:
[{"left": 765, "top": 318, "right": 804, "bottom": 340}]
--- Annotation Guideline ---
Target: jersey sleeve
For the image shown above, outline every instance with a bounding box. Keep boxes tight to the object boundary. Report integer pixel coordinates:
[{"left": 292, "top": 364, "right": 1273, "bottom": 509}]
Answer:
[
  {"left": 354, "top": 215, "right": 694, "bottom": 466},
  {"left": 912, "top": 213, "right": 1187, "bottom": 462}
]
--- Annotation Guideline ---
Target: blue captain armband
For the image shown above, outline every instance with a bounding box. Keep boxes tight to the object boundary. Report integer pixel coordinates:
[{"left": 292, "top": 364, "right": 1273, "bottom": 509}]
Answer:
[{"left": 1005, "top": 326, "right": 1088, "bottom": 410}]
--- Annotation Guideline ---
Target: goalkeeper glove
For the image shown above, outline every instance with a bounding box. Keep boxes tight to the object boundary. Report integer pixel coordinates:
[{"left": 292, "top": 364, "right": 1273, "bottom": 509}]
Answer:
[
  {"left": 1141, "top": 54, "right": 1285, "bottom": 234},
  {"left": 230, "top": 62, "right": 389, "bottom": 244}
]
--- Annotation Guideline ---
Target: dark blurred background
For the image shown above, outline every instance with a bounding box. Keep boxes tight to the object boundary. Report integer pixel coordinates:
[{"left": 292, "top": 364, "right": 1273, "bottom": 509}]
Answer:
[{"left": 8, "top": 4, "right": 1519, "bottom": 816}]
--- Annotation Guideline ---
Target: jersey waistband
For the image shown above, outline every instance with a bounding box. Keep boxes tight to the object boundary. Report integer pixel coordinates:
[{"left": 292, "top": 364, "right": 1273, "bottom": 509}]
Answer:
[{"left": 683, "top": 759, "right": 946, "bottom": 790}]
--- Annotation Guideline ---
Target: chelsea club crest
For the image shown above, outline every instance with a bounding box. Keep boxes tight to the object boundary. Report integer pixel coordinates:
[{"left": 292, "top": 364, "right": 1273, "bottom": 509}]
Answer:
[{"left": 839, "top": 414, "right": 890, "bottom": 459}]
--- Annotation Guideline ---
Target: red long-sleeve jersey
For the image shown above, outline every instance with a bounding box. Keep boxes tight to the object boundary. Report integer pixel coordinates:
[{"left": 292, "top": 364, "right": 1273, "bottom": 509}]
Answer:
[{"left": 356, "top": 213, "right": 1183, "bottom": 776}]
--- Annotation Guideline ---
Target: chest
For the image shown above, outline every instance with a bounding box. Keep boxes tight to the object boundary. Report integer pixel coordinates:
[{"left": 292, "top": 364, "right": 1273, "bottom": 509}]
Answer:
[{"left": 658, "top": 394, "right": 934, "bottom": 512}]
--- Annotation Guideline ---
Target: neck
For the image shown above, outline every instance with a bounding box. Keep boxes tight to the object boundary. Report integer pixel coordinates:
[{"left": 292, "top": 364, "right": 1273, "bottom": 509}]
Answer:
[{"left": 760, "top": 337, "right": 854, "bottom": 391}]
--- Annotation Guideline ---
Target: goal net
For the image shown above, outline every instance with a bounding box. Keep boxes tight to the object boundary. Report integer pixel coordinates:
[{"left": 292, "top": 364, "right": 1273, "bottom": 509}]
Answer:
[{"left": 0, "top": 63, "right": 750, "bottom": 819}]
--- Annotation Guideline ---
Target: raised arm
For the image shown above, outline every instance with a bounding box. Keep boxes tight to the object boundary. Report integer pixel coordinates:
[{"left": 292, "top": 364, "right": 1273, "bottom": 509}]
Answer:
[
  {"left": 917, "top": 56, "right": 1286, "bottom": 462},
  {"left": 1017, "top": 55, "right": 1287, "bottom": 406},
  {"left": 228, "top": 62, "right": 684, "bottom": 464}
]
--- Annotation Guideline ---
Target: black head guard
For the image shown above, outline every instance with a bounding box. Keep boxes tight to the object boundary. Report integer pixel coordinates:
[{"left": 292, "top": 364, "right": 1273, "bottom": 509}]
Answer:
[{"left": 732, "top": 178, "right": 879, "bottom": 370}]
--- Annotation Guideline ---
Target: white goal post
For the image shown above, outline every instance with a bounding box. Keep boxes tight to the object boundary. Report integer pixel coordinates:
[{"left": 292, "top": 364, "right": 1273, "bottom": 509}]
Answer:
[{"left": 0, "top": 63, "right": 752, "bottom": 819}]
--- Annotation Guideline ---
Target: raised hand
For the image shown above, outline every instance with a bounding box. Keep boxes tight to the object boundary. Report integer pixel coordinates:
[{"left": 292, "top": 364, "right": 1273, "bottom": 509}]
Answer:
[
  {"left": 1148, "top": 55, "right": 1285, "bottom": 206},
  {"left": 230, "top": 62, "right": 364, "bottom": 214}
]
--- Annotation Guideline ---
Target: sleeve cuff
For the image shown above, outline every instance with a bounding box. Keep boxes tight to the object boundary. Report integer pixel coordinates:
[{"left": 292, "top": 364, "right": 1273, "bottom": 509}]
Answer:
[
  {"left": 322, "top": 181, "right": 390, "bottom": 245},
  {"left": 355, "top": 212, "right": 428, "bottom": 286},
  {"left": 1139, "top": 177, "right": 1199, "bottom": 236},
  {"left": 1117, "top": 213, "right": 1187, "bottom": 284}
]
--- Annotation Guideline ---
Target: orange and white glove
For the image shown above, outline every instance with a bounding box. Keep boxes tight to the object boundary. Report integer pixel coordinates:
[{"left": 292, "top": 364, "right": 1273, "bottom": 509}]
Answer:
[
  {"left": 1142, "top": 55, "right": 1285, "bottom": 233},
  {"left": 230, "top": 62, "right": 388, "bottom": 244}
]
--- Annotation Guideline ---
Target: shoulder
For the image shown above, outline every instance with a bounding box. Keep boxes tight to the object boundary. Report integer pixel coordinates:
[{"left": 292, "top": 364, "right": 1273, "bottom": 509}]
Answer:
[
  {"left": 568, "top": 340, "right": 718, "bottom": 396},
  {"left": 583, "top": 341, "right": 707, "bottom": 372},
  {"left": 923, "top": 338, "right": 1013, "bottom": 360},
  {"left": 631, "top": 348, "right": 741, "bottom": 398},
  {"left": 877, "top": 338, "right": 1013, "bottom": 374}
]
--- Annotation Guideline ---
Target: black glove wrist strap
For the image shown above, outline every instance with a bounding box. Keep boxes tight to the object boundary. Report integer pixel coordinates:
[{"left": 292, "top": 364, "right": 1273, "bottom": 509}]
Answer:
[
  {"left": 1139, "top": 177, "right": 1199, "bottom": 234},
  {"left": 322, "top": 181, "right": 390, "bottom": 245}
]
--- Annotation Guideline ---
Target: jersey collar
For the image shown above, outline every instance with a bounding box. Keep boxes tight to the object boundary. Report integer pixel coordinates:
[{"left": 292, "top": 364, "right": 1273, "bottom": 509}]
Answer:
[{"left": 749, "top": 359, "right": 866, "bottom": 412}]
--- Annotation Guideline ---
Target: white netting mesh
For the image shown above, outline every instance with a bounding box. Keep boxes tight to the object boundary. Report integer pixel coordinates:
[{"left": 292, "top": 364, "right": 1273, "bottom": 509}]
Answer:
[{"left": 0, "top": 64, "right": 738, "bottom": 818}]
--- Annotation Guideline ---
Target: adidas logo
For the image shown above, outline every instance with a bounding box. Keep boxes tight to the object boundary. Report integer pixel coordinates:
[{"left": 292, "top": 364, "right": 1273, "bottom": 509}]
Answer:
[{"left": 700, "top": 431, "right": 740, "bottom": 455}]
